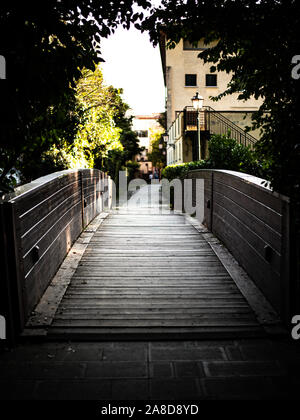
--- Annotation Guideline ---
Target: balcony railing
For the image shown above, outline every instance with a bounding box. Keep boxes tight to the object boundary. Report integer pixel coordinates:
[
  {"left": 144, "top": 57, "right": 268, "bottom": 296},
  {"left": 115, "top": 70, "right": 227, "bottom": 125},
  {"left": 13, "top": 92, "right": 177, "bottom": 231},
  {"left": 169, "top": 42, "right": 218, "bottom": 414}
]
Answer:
[{"left": 184, "top": 107, "right": 207, "bottom": 131}]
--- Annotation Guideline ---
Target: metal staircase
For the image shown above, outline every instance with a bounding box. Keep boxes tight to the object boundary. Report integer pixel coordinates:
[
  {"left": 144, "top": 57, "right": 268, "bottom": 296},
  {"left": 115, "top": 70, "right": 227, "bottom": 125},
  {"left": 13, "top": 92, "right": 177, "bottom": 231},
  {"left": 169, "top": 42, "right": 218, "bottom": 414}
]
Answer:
[
  {"left": 183, "top": 106, "right": 257, "bottom": 149},
  {"left": 167, "top": 105, "right": 258, "bottom": 164}
]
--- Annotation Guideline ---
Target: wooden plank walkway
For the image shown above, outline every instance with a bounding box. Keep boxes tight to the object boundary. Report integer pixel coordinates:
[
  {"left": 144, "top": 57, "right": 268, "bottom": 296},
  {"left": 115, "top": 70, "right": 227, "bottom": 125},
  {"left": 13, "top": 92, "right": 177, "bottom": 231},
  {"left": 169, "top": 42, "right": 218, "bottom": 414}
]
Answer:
[{"left": 47, "top": 185, "right": 265, "bottom": 339}]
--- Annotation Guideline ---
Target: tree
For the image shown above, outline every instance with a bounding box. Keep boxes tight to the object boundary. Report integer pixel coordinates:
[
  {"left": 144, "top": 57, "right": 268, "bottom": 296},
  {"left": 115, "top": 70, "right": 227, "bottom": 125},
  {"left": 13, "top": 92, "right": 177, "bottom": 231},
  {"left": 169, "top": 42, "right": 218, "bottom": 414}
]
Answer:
[
  {"left": 158, "top": 111, "right": 167, "bottom": 131},
  {"left": 96, "top": 85, "right": 141, "bottom": 183},
  {"left": 148, "top": 126, "right": 166, "bottom": 170},
  {"left": 75, "top": 67, "right": 141, "bottom": 182},
  {"left": 142, "top": 0, "right": 300, "bottom": 204},
  {"left": 74, "top": 67, "right": 124, "bottom": 169},
  {"left": 12, "top": 66, "right": 136, "bottom": 183},
  {"left": 0, "top": 0, "right": 151, "bottom": 191},
  {"left": 23, "top": 66, "right": 141, "bottom": 183},
  {"left": 70, "top": 66, "right": 141, "bottom": 183},
  {"left": 108, "top": 87, "right": 141, "bottom": 164}
]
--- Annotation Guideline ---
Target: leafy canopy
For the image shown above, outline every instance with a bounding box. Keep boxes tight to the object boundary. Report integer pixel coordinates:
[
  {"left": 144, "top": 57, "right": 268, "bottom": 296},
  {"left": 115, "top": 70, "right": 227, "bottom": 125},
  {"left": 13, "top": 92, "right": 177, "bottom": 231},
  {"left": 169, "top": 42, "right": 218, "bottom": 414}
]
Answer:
[
  {"left": 18, "top": 65, "right": 140, "bottom": 183},
  {"left": 73, "top": 67, "right": 124, "bottom": 169},
  {"left": 147, "top": 125, "right": 166, "bottom": 169},
  {"left": 142, "top": 0, "right": 300, "bottom": 204},
  {"left": 162, "top": 133, "right": 262, "bottom": 181},
  {"left": 0, "top": 0, "right": 151, "bottom": 190}
]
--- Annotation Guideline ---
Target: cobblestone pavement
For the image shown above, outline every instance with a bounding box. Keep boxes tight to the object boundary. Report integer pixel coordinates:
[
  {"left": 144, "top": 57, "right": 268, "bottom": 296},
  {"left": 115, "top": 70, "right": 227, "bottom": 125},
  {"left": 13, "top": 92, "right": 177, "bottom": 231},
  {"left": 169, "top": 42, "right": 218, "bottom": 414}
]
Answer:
[{"left": 1, "top": 338, "right": 300, "bottom": 400}]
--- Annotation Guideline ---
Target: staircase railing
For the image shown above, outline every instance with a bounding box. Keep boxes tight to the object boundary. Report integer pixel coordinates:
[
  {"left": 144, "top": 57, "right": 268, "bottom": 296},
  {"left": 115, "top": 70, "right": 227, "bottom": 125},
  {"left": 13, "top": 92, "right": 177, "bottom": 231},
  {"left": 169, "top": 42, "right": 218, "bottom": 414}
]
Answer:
[
  {"left": 202, "top": 106, "right": 257, "bottom": 149},
  {"left": 167, "top": 106, "right": 258, "bottom": 157}
]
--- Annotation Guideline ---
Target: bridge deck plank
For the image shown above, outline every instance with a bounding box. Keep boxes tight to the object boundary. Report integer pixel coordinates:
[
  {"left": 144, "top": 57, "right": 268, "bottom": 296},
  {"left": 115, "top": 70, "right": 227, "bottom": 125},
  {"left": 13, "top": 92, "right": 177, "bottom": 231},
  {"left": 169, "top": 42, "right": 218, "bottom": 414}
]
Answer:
[{"left": 48, "top": 187, "right": 264, "bottom": 338}]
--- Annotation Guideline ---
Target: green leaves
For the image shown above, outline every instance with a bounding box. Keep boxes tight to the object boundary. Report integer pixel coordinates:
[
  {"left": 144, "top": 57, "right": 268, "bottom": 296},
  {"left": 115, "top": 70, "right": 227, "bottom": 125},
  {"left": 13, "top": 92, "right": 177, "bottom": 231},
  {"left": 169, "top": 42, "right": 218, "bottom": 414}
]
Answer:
[
  {"left": 162, "top": 160, "right": 208, "bottom": 181},
  {"left": 143, "top": 0, "right": 300, "bottom": 202},
  {"left": 0, "top": 1, "right": 150, "bottom": 190},
  {"left": 147, "top": 126, "right": 166, "bottom": 168},
  {"left": 207, "top": 133, "right": 262, "bottom": 176},
  {"left": 162, "top": 133, "right": 263, "bottom": 182}
]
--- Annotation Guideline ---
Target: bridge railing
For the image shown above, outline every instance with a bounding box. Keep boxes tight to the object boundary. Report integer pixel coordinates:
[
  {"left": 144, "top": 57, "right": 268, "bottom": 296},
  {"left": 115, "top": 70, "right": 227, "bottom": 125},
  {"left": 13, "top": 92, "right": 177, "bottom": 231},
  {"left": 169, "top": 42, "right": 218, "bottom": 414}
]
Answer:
[
  {"left": 0, "top": 169, "right": 111, "bottom": 343},
  {"left": 186, "top": 169, "right": 294, "bottom": 326}
]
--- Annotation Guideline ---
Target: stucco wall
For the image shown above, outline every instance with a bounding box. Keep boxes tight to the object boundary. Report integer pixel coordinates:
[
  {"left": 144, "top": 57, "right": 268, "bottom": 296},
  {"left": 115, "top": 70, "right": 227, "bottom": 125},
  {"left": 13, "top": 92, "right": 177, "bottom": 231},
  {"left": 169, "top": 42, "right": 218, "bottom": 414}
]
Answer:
[
  {"left": 132, "top": 115, "right": 161, "bottom": 174},
  {"left": 216, "top": 111, "right": 261, "bottom": 140},
  {"left": 165, "top": 39, "right": 263, "bottom": 128}
]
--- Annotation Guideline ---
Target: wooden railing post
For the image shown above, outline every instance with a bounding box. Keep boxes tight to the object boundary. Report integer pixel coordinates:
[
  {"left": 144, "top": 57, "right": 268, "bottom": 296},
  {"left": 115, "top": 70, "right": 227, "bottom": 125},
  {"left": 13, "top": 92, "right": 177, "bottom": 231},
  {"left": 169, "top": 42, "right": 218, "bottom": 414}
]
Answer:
[
  {"left": 210, "top": 171, "right": 214, "bottom": 232},
  {"left": 0, "top": 201, "right": 25, "bottom": 344},
  {"left": 279, "top": 199, "right": 290, "bottom": 322},
  {"left": 79, "top": 169, "right": 85, "bottom": 230},
  {"left": 289, "top": 202, "right": 300, "bottom": 321}
]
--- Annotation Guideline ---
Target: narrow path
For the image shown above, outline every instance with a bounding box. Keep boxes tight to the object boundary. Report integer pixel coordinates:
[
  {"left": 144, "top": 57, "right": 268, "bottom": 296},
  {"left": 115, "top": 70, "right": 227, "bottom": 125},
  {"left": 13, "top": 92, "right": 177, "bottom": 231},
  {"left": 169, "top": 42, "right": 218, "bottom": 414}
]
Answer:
[{"left": 49, "top": 185, "right": 263, "bottom": 339}]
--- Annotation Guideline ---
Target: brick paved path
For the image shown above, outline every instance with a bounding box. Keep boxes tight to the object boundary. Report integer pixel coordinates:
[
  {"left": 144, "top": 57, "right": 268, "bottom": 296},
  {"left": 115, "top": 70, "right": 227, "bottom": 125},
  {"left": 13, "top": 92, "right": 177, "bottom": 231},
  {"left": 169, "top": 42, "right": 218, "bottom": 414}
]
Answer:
[
  {"left": 1, "top": 338, "right": 300, "bottom": 400},
  {"left": 1, "top": 185, "right": 299, "bottom": 400}
]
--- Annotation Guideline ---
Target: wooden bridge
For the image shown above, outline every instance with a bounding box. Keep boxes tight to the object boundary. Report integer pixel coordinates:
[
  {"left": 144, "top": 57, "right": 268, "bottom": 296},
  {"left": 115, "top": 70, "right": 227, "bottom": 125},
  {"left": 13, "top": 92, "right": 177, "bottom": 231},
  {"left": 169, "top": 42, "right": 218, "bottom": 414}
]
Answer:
[{"left": 0, "top": 169, "right": 296, "bottom": 343}]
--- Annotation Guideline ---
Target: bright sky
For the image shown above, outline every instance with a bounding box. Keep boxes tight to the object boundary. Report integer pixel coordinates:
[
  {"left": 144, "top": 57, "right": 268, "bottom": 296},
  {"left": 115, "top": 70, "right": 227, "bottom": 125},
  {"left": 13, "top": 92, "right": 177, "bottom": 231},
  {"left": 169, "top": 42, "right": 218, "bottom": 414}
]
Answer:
[{"left": 100, "top": 25, "right": 165, "bottom": 116}]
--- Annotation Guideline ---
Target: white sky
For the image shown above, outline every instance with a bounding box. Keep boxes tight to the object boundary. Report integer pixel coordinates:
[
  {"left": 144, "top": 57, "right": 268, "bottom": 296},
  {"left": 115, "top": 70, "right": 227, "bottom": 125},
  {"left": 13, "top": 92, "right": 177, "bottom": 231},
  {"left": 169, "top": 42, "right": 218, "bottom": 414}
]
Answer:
[{"left": 100, "top": 25, "right": 165, "bottom": 116}]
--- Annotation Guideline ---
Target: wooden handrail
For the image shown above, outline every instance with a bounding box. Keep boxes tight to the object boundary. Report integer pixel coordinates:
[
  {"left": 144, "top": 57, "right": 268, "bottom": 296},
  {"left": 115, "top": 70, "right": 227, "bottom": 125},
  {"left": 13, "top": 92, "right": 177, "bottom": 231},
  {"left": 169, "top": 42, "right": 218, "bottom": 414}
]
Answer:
[
  {"left": 0, "top": 169, "right": 111, "bottom": 343},
  {"left": 186, "top": 169, "right": 292, "bottom": 325}
]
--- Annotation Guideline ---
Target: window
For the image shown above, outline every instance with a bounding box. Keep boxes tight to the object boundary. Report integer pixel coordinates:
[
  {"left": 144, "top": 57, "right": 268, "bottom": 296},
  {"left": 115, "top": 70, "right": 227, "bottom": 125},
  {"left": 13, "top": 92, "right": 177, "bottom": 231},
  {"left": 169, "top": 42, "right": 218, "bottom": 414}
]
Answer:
[
  {"left": 135, "top": 130, "right": 148, "bottom": 137},
  {"left": 206, "top": 74, "right": 217, "bottom": 87},
  {"left": 185, "top": 74, "right": 197, "bottom": 87},
  {"left": 183, "top": 39, "right": 208, "bottom": 50}
]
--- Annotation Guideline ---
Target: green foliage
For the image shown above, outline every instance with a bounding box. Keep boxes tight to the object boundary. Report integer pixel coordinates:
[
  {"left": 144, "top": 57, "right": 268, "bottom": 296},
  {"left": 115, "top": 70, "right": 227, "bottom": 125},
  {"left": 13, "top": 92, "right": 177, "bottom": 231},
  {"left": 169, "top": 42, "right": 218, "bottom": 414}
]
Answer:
[
  {"left": 143, "top": 0, "right": 300, "bottom": 204},
  {"left": 147, "top": 126, "right": 166, "bottom": 169},
  {"left": 162, "top": 160, "right": 208, "bottom": 181},
  {"left": 207, "top": 134, "right": 262, "bottom": 176},
  {"left": 158, "top": 112, "right": 167, "bottom": 131},
  {"left": 126, "top": 160, "right": 140, "bottom": 182},
  {"left": 162, "top": 133, "right": 262, "bottom": 181},
  {"left": 0, "top": 168, "right": 19, "bottom": 193},
  {"left": 76, "top": 69, "right": 141, "bottom": 180},
  {"left": 72, "top": 67, "right": 124, "bottom": 169},
  {"left": 19, "top": 146, "right": 69, "bottom": 183},
  {"left": 1, "top": 62, "right": 140, "bottom": 187},
  {"left": 49, "top": 67, "right": 140, "bottom": 181},
  {"left": 0, "top": 1, "right": 151, "bottom": 191},
  {"left": 101, "top": 149, "right": 124, "bottom": 186},
  {"left": 162, "top": 164, "right": 186, "bottom": 181},
  {"left": 112, "top": 98, "right": 141, "bottom": 165}
]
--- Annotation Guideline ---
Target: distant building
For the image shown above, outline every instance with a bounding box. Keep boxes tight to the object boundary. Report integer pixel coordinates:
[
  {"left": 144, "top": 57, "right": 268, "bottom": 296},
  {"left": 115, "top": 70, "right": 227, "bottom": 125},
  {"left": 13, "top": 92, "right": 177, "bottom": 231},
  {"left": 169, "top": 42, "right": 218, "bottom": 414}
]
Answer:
[
  {"left": 159, "top": 35, "right": 263, "bottom": 165},
  {"left": 132, "top": 114, "right": 161, "bottom": 179}
]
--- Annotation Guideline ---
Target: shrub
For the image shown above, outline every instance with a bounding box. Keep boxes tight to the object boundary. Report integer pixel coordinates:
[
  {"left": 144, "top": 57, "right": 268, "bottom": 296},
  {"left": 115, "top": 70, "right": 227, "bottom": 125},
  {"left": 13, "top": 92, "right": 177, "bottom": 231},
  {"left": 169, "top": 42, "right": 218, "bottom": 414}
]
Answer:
[
  {"left": 162, "top": 133, "right": 264, "bottom": 182},
  {"left": 161, "top": 163, "right": 187, "bottom": 181},
  {"left": 207, "top": 133, "right": 261, "bottom": 175},
  {"left": 162, "top": 160, "right": 208, "bottom": 181},
  {"left": 185, "top": 160, "right": 211, "bottom": 172}
]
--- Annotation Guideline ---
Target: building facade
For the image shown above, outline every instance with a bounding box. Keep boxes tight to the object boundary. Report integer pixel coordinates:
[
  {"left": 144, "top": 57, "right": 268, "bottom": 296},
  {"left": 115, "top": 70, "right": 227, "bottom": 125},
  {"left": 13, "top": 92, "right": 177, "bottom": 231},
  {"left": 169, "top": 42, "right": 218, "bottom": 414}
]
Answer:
[
  {"left": 132, "top": 114, "right": 161, "bottom": 179},
  {"left": 159, "top": 36, "right": 263, "bottom": 165}
]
